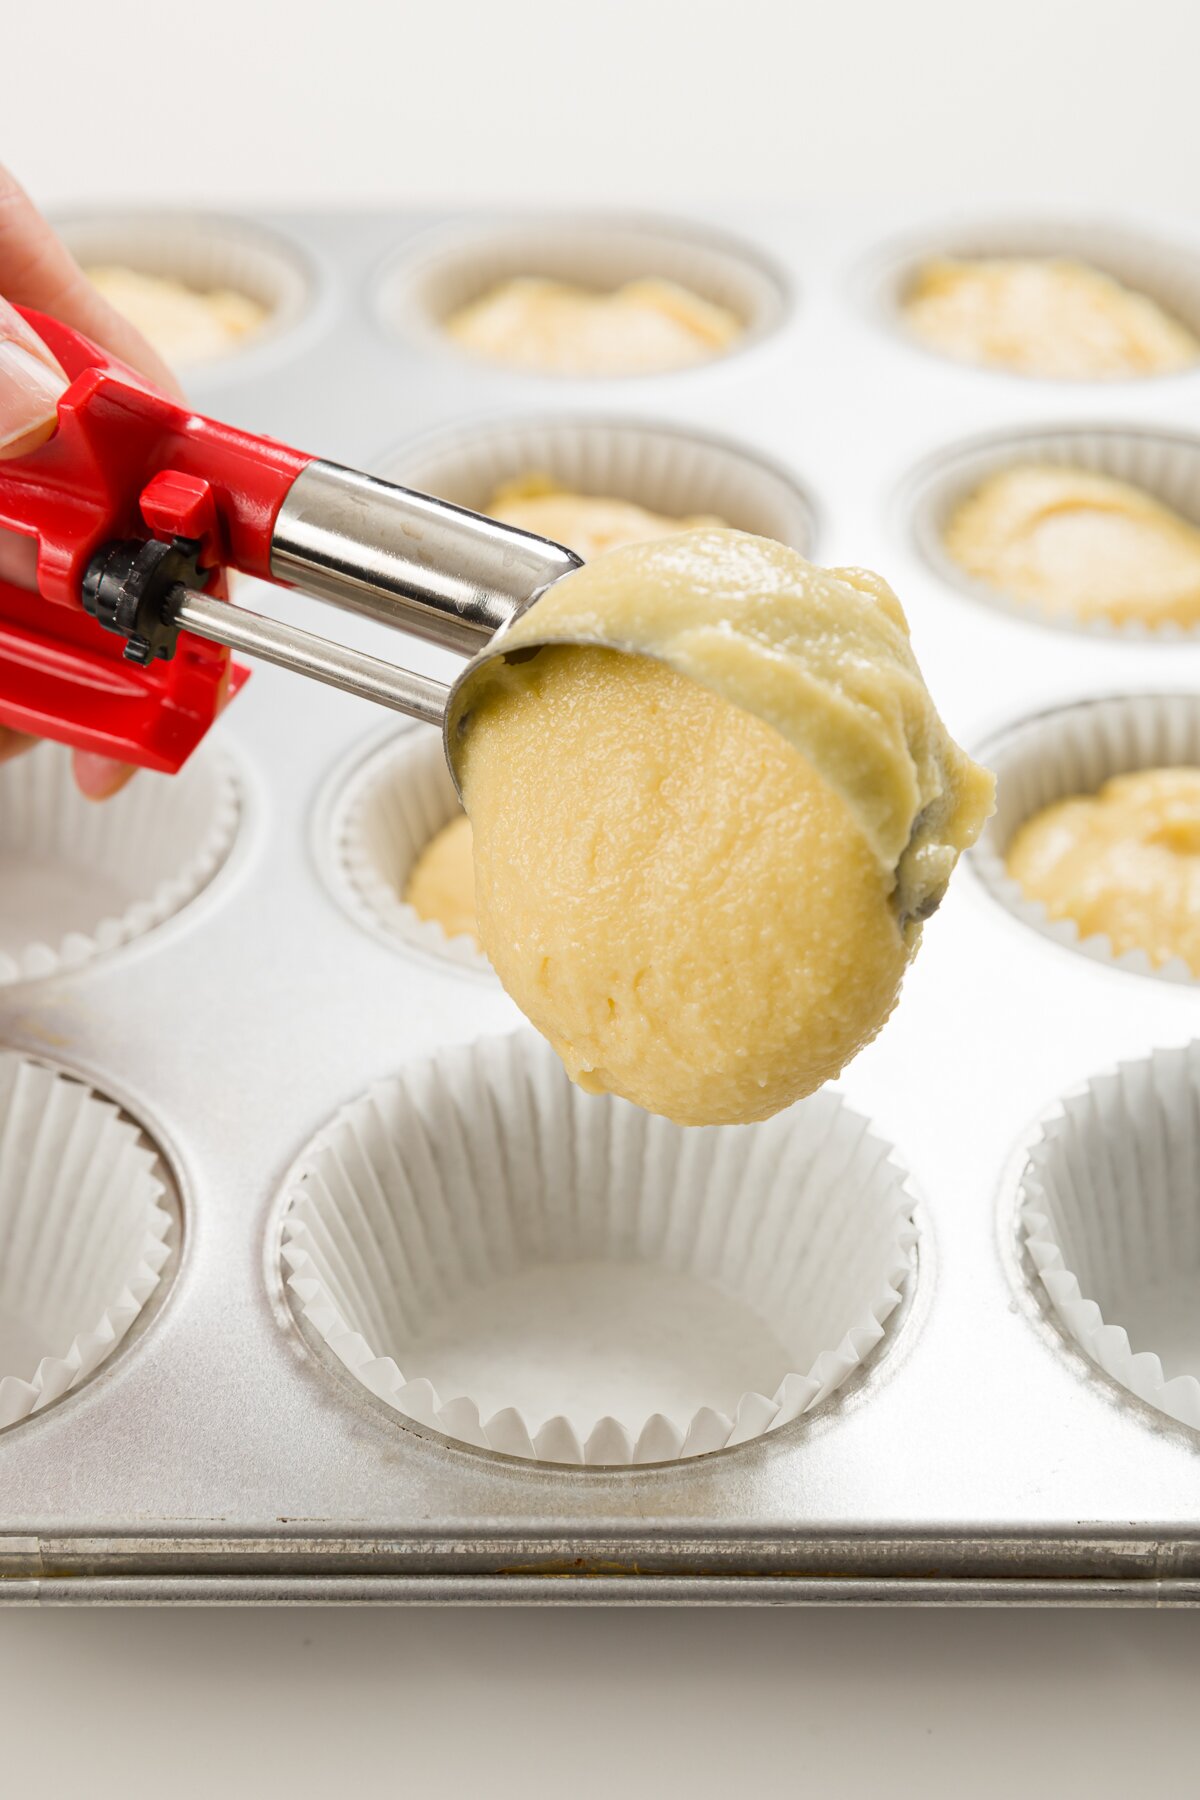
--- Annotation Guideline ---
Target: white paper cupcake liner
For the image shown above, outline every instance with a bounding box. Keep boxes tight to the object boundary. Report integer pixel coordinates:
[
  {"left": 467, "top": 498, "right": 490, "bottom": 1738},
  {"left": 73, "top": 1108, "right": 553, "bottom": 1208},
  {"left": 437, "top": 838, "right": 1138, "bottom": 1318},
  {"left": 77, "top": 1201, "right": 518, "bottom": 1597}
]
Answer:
[
  {"left": 280, "top": 1032, "right": 918, "bottom": 1467},
  {"left": 972, "top": 693, "right": 1200, "bottom": 984},
  {"left": 376, "top": 414, "right": 817, "bottom": 554},
  {"left": 908, "top": 424, "right": 1200, "bottom": 639},
  {"left": 375, "top": 213, "right": 789, "bottom": 374},
  {"left": 0, "top": 1053, "right": 173, "bottom": 1430},
  {"left": 0, "top": 742, "right": 240, "bottom": 986},
  {"left": 865, "top": 215, "right": 1200, "bottom": 380},
  {"left": 55, "top": 209, "right": 314, "bottom": 366},
  {"left": 322, "top": 725, "right": 487, "bottom": 974},
  {"left": 1020, "top": 1042, "right": 1200, "bottom": 1433}
]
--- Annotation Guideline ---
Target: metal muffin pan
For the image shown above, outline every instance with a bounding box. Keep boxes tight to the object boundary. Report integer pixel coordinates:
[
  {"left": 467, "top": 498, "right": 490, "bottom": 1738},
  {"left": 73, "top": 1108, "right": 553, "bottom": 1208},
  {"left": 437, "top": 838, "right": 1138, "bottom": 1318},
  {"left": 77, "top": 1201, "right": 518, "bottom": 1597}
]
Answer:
[{"left": 4, "top": 207, "right": 1200, "bottom": 1605}]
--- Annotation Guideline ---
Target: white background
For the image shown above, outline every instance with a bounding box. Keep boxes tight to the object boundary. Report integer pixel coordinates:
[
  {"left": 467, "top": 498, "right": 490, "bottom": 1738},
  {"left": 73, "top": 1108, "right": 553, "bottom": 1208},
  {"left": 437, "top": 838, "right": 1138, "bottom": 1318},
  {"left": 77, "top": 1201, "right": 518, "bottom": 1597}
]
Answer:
[
  {"left": 4, "top": 3, "right": 1200, "bottom": 1794},
  {"left": 10, "top": 0, "right": 1200, "bottom": 214}
]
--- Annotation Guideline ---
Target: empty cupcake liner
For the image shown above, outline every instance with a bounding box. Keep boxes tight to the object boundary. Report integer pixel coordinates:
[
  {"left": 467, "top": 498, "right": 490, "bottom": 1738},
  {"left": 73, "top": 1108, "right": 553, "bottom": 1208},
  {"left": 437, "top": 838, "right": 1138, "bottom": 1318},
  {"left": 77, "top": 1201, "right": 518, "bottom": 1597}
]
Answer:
[
  {"left": 55, "top": 209, "right": 314, "bottom": 365},
  {"left": 375, "top": 212, "right": 789, "bottom": 374},
  {"left": 376, "top": 413, "right": 817, "bottom": 554},
  {"left": 908, "top": 424, "right": 1200, "bottom": 639},
  {"left": 972, "top": 693, "right": 1200, "bottom": 984},
  {"left": 0, "top": 1052, "right": 173, "bottom": 1430},
  {"left": 321, "top": 725, "right": 487, "bottom": 974},
  {"left": 280, "top": 1032, "right": 918, "bottom": 1467},
  {"left": 0, "top": 742, "right": 240, "bottom": 986},
  {"left": 865, "top": 216, "right": 1200, "bottom": 380},
  {"left": 1020, "top": 1042, "right": 1200, "bottom": 1433}
]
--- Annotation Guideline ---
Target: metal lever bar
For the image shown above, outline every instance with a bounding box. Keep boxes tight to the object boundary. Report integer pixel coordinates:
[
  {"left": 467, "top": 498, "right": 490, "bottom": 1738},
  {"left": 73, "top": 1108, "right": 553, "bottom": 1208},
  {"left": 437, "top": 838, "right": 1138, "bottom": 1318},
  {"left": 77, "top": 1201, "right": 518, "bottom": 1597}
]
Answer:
[
  {"left": 269, "top": 463, "right": 582, "bottom": 656},
  {"left": 169, "top": 589, "right": 449, "bottom": 726}
]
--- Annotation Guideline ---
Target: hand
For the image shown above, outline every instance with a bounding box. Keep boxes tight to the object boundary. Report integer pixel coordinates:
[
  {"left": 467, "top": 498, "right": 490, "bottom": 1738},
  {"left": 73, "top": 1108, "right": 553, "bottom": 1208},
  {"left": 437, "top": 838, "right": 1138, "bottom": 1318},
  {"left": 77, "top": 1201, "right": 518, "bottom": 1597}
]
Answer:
[{"left": 0, "top": 165, "right": 184, "bottom": 799}]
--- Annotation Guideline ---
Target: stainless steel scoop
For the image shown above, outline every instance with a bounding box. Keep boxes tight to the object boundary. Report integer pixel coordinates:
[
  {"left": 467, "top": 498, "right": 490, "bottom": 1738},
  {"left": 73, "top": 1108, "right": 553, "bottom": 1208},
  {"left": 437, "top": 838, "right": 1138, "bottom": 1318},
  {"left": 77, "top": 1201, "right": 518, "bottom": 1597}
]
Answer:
[{"left": 169, "top": 461, "right": 582, "bottom": 785}]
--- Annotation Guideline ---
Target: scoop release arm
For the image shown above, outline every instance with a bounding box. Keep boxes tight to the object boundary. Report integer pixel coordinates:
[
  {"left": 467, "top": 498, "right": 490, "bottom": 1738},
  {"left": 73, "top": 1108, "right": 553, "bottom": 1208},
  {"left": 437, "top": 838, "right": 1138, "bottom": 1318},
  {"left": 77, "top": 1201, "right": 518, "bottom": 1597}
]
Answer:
[{"left": 0, "top": 307, "right": 579, "bottom": 772}]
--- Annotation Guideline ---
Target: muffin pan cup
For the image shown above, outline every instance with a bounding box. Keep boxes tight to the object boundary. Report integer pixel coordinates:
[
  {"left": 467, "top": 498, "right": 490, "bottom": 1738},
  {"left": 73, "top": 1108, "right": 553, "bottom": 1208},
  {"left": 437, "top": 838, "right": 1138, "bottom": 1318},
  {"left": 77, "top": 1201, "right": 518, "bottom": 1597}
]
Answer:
[
  {"left": 971, "top": 693, "right": 1200, "bottom": 984},
  {"left": 53, "top": 209, "right": 316, "bottom": 370},
  {"left": 866, "top": 216, "right": 1200, "bottom": 380},
  {"left": 0, "top": 1053, "right": 173, "bottom": 1430},
  {"left": 375, "top": 413, "right": 817, "bottom": 554},
  {"left": 318, "top": 723, "right": 488, "bottom": 973},
  {"left": 280, "top": 1033, "right": 916, "bottom": 1467},
  {"left": 909, "top": 424, "right": 1200, "bottom": 637},
  {"left": 6, "top": 207, "right": 1200, "bottom": 1602},
  {"left": 1021, "top": 1043, "right": 1200, "bottom": 1431},
  {"left": 373, "top": 212, "right": 790, "bottom": 375},
  {"left": 0, "top": 742, "right": 241, "bottom": 987}
]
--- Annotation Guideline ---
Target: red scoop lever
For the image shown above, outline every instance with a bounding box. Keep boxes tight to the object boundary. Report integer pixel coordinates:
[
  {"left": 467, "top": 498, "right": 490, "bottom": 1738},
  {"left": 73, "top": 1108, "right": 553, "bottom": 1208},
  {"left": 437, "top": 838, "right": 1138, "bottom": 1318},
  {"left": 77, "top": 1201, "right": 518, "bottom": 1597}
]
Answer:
[
  {"left": 0, "top": 308, "right": 579, "bottom": 772},
  {"left": 0, "top": 308, "right": 310, "bottom": 770}
]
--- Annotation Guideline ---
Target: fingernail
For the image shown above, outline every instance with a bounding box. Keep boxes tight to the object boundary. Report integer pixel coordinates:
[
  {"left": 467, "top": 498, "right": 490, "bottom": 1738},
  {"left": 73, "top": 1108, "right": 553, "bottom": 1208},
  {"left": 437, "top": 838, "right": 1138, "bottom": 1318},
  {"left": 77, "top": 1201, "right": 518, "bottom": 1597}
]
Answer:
[
  {"left": 0, "top": 726, "right": 38, "bottom": 765},
  {"left": 0, "top": 340, "right": 68, "bottom": 454},
  {"left": 0, "top": 528, "right": 38, "bottom": 589},
  {"left": 73, "top": 752, "right": 135, "bottom": 801}
]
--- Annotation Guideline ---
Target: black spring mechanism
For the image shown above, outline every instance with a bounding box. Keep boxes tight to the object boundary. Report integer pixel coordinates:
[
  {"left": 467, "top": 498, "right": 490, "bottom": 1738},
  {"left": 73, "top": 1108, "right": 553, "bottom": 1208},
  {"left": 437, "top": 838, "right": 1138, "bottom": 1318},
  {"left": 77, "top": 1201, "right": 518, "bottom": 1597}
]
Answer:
[{"left": 82, "top": 535, "right": 208, "bottom": 669}]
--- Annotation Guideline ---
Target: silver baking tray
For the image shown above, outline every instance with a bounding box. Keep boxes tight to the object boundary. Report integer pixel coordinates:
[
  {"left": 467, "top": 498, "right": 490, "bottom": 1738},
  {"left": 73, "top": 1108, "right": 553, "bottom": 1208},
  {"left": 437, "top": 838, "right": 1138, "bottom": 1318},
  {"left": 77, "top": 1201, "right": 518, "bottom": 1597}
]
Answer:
[{"left": 3, "top": 206, "right": 1200, "bottom": 1606}]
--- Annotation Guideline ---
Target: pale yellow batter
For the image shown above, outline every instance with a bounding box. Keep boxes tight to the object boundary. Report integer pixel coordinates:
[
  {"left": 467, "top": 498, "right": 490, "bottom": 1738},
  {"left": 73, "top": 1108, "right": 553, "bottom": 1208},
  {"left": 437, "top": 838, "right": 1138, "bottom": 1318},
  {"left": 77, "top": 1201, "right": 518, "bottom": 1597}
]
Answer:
[
  {"left": 902, "top": 257, "right": 1199, "bottom": 379},
  {"left": 443, "top": 277, "right": 742, "bottom": 376},
  {"left": 86, "top": 266, "right": 268, "bottom": 367},
  {"left": 943, "top": 465, "right": 1200, "bottom": 628},
  {"left": 485, "top": 474, "right": 726, "bottom": 562},
  {"left": 423, "top": 475, "right": 727, "bottom": 937},
  {"left": 455, "top": 530, "right": 994, "bottom": 1126},
  {"left": 1007, "top": 769, "right": 1200, "bottom": 972},
  {"left": 404, "top": 814, "right": 479, "bottom": 948}
]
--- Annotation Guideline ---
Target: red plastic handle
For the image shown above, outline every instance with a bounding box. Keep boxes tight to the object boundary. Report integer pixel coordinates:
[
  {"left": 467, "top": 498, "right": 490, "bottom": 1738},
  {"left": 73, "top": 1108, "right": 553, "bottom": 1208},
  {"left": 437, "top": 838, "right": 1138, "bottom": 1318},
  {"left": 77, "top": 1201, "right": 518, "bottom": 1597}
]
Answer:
[{"left": 0, "top": 308, "right": 314, "bottom": 772}]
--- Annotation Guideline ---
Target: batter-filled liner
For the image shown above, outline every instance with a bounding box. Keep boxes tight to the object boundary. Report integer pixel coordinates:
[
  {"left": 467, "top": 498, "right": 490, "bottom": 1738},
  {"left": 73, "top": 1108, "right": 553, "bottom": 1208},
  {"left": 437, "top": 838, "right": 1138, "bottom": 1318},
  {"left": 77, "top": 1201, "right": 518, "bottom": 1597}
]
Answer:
[
  {"left": 972, "top": 694, "right": 1200, "bottom": 985},
  {"left": 280, "top": 1032, "right": 917, "bottom": 1467},
  {"left": 374, "top": 214, "right": 789, "bottom": 376},
  {"left": 908, "top": 425, "right": 1200, "bottom": 638},
  {"left": 327, "top": 726, "right": 487, "bottom": 974},
  {"left": 869, "top": 217, "right": 1200, "bottom": 380},
  {"left": 55, "top": 209, "right": 314, "bottom": 368}
]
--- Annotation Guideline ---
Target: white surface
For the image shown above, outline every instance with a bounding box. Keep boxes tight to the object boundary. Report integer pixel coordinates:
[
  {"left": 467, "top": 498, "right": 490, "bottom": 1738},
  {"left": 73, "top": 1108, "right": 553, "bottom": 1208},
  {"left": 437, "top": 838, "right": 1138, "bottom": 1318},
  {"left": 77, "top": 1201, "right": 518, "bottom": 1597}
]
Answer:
[
  {"left": 5, "top": 0, "right": 1200, "bottom": 1786},
  {"left": 6, "top": 0, "right": 1200, "bottom": 213},
  {"left": 2, "top": 1607, "right": 1200, "bottom": 1799}
]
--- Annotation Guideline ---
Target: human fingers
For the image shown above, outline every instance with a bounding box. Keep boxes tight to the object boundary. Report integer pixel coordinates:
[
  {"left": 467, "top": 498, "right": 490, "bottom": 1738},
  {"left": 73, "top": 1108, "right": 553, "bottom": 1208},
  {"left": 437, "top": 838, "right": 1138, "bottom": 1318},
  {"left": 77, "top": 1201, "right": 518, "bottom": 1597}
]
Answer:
[
  {"left": 0, "top": 290, "right": 67, "bottom": 458},
  {"left": 72, "top": 750, "right": 135, "bottom": 801},
  {"left": 0, "top": 165, "right": 183, "bottom": 398}
]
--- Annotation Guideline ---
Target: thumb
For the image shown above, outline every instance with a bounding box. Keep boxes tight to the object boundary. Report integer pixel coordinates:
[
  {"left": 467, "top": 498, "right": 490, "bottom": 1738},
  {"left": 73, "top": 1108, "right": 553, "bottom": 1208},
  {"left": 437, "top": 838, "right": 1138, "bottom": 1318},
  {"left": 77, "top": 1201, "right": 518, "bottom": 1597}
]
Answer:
[{"left": 0, "top": 295, "right": 68, "bottom": 459}]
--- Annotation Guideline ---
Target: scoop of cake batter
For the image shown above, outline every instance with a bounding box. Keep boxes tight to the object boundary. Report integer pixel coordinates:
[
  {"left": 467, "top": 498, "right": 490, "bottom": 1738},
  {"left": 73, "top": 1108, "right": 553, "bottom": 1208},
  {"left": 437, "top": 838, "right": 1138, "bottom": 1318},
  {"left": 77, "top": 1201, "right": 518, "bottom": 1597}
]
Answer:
[{"left": 455, "top": 530, "right": 994, "bottom": 1125}]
